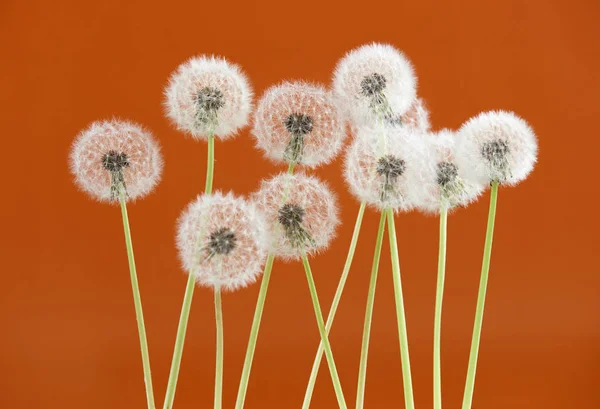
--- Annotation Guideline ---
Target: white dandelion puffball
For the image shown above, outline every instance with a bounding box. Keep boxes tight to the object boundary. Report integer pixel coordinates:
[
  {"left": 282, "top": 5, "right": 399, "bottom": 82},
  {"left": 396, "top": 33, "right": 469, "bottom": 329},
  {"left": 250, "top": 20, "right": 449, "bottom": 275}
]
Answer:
[
  {"left": 416, "top": 129, "right": 485, "bottom": 214},
  {"left": 333, "top": 43, "right": 417, "bottom": 126},
  {"left": 176, "top": 192, "right": 268, "bottom": 291},
  {"left": 455, "top": 111, "right": 538, "bottom": 186},
  {"left": 252, "top": 82, "right": 346, "bottom": 168},
  {"left": 344, "top": 125, "right": 426, "bottom": 211},
  {"left": 252, "top": 173, "right": 339, "bottom": 260},
  {"left": 70, "top": 119, "right": 163, "bottom": 203},
  {"left": 164, "top": 55, "right": 253, "bottom": 140}
]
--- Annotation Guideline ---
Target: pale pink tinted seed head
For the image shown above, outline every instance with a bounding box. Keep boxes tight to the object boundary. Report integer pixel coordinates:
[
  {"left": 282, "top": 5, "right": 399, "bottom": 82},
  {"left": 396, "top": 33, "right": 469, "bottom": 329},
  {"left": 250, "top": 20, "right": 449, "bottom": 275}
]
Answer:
[
  {"left": 455, "top": 111, "right": 538, "bottom": 186},
  {"left": 333, "top": 43, "right": 417, "bottom": 127},
  {"left": 252, "top": 172, "right": 339, "bottom": 260},
  {"left": 252, "top": 82, "right": 346, "bottom": 168},
  {"left": 69, "top": 119, "right": 163, "bottom": 203},
  {"left": 415, "top": 129, "right": 485, "bottom": 214},
  {"left": 344, "top": 124, "right": 426, "bottom": 212},
  {"left": 164, "top": 55, "right": 253, "bottom": 140},
  {"left": 176, "top": 192, "right": 268, "bottom": 291}
]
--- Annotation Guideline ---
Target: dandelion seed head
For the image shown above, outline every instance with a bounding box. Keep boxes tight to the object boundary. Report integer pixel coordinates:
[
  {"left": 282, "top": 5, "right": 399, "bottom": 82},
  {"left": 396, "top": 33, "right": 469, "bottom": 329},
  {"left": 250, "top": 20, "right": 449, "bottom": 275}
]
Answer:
[
  {"left": 333, "top": 43, "right": 417, "bottom": 127},
  {"left": 344, "top": 124, "right": 426, "bottom": 211},
  {"left": 252, "top": 82, "right": 346, "bottom": 168},
  {"left": 69, "top": 119, "right": 163, "bottom": 203},
  {"left": 164, "top": 55, "right": 253, "bottom": 140},
  {"left": 176, "top": 192, "right": 268, "bottom": 291},
  {"left": 455, "top": 111, "right": 538, "bottom": 186},
  {"left": 252, "top": 172, "right": 339, "bottom": 260},
  {"left": 415, "top": 129, "right": 485, "bottom": 214}
]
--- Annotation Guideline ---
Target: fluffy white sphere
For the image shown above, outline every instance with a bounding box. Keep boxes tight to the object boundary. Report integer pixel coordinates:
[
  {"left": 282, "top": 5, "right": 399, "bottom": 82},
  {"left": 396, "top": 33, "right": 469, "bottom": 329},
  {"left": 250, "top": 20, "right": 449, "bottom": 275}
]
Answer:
[
  {"left": 164, "top": 55, "right": 253, "bottom": 140},
  {"left": 415, "top": 129, "right": 485, "bottom": 214},
  {"left": 333, "top": 43, "right": 417, "bottom": 127},
  {"left": 455, "top": 111, "right": 538, "bottom": 186},
  {"left": 176, "top": 192, "right": 268, "bottom": 291},
  {"left": 344, "top": 124, "right": 426, "bottom": 212},
  {"left": 252, "top": 172, "right": 339, "bottom": 260},
  {"left": 252, "top": 82, "right": 346, "bottom": 168},
  {"left": 69, "top": 119, "right": 163, "bottom": 203}
]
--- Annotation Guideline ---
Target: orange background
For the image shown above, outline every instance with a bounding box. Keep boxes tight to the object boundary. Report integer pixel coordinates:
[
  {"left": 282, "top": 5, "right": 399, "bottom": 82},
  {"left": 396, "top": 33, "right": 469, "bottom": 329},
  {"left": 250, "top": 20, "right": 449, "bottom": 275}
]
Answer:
[{"left": 1, "top": 0, "right": 599, "bottom": 408}]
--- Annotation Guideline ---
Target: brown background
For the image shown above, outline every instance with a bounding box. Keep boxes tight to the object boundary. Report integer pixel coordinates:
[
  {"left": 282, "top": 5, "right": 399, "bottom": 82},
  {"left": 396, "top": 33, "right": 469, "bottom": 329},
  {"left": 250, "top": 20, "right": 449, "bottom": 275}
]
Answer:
[{"left": 1, "top": 0, "right": 598, "bottom": 408}]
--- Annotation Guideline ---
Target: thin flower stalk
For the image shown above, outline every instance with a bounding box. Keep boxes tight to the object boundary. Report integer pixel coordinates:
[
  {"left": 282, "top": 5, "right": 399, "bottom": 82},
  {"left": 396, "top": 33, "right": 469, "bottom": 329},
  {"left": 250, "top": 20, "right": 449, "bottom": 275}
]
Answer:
[
  {"left": 461, "top": 182, "right": 498, "bottom": 409},
  {"left": 386, "top": 208, "right": 415, "bottom": 409},
  {"left": 163, "top": 134, "right": 215, "bottom": 409},
  {"left": 356, "top": 210, "right": 387, "bottom": 409},
  {"left": 301, "top": 254, "right": 348, "bottom": 409},
  {"left": 302, "top": 201, "right": 366, "bottom": 409},
  {"left": 433, "top": 205, "right": 448, "bottom": 409},
  {"left": 214, "top": 287, "right": 224, "bottom": 409}
]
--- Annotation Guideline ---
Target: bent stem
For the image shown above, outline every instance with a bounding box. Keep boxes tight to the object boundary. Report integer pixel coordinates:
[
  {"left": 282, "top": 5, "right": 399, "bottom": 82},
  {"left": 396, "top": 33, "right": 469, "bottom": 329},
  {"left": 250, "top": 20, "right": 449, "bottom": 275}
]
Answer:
[
  {"left": 301, "top": 254, "right": 348, "bottom": 409},
  {"left": 214, "top": 288, "right": 224, "bottom": 409},
  {"left": 386, "top": 208, "right": 415, "bottom": 409},
  {"left": 356, "top": 210, "right": 387, "bottom": 409},
  {"left": 163, "top": 134, "right": 215, "bottom": 409},
  {"left": 461, "top": 182, "right": 499, "bottom": 409},
  {"left": 119, "top": 194, "right": 156, "bottom": 409},
  {"left": 434, "top": 206, "right": 448, "bottom": 409},
  {"left": 302, "top": 202, "right": 366, "bottom": 409},
  {"left": 234, "top": 253, "right": 275, "bottom": 409}
]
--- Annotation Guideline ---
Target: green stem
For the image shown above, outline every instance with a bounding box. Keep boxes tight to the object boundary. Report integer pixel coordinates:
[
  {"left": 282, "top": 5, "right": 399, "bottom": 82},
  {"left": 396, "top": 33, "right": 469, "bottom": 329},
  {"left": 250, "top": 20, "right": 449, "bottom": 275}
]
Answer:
[
  {"left": 356, "top": 210, "right": 387, "bottom": 409},
  {"left": 163, "top": 133, "right": 216, "bottom": 409},
  {"left": 434, "top": 206, "right": 448, "bottom": 409},
  {"left": 461, "top": 182, "right": 499, "bottom": 409},
  {"left": 234, "top": 253, "right": 275, "bottom": 409},
  {"left": 118, "top": 194, "right": 156, "bottom": 409},
  {"left": 301, "top": 202, "right": 366, "bottom": 409},
  {"left": 214, "top": 288, "right": 223, "bottom": 409},
  {"left": 287, "top": 161, "right": 296, "bottom": 174},
  {"left": 301, "top": 254, "right": 348, "bottom": 409},
  {"left": 386, "top": 208, "right": 415, "bottom": 409}
]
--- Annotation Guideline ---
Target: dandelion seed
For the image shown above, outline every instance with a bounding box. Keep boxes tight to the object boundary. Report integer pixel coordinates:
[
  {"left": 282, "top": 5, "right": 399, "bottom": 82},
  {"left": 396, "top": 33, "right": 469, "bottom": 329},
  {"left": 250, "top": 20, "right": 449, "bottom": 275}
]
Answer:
[
  {"left": 164, "top": 55, "right": 253, "bottom": 140},
  {"left": 252, "top": 173, "right": 339, "bottom": 260},
  {"left": 176, "top": 192, "right": 268, "bottom": 291},
  {"left": 252, "top": 82, "right": 346, "bottom": 168},
  {"left": 455, "top": 110, "right": 538, "bottom": 186},
  {"left": 333, "top": 43, "right": 417, "bottom": 126},
  {"left": 69, "top": 119, "right": 163, "bottom": 203}
]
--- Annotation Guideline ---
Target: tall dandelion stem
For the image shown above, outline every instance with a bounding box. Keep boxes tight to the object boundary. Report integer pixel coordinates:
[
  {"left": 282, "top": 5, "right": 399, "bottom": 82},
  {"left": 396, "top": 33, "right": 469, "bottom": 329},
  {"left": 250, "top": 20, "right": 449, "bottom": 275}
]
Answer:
[
  {"left": 301, "top": 202, "right": 366, "bottom": 409},
  {"left": 234, "top": 253, "right": 275, "bottom": 409},
  {"left": 163, "top": 133, "right": 215, "bottom": 409},
  {"left": 434, "top": 206, "right": 448, "bottom": 409},
  {"left": 356, "top": 210, "right": 387, "bottom": 409},
  {"left": 214, "top": 288, "right": 224, "bottom": 409},
  {"left": 386, "top": 208, "right": 415, "bottom": 409},
  {"left": 118, "top": 192, "right": 156, "bottom": 409},
  {"left": 462, "top": 182, "right": 499, "bottom": 409},
  {"left": 301, "top": 254, "right": 348, "bottom": 409}
]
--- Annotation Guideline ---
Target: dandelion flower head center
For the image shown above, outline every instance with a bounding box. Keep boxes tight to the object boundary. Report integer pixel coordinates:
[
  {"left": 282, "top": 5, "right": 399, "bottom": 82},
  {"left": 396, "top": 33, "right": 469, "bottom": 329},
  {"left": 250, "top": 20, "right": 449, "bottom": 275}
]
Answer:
[
  {"left": 206, "top": 227, "right": 237, "bottom": 257},
  {"left": 376, "top": 154, "right": 406, "bottom": 202},
  {"left": 481, "top": 139, "right": 511, "bottom": 182},
  {"left": 194, "top": 86, "right": 225, "bottom": 127},
  {"left": 277, "top": 202, "right": 315, "bottom": 249},
  {"left": 102, "top": 150, "right": 130, "bottom": 172},
  {"left": 283, "top": 113, "right": 314, "bottom": 163},
  {"left": 436, "top": 161, "right": 458, "bottom": 187},
  {"left": 361, "top": 73, "right": 387, "bottom": 97}
]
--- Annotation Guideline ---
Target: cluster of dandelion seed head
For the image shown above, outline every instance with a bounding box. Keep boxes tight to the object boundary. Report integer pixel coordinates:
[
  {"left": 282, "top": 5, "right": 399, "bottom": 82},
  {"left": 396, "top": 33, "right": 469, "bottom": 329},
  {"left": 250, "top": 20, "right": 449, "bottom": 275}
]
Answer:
[
  {"left": 415, "top": 129, "right": 485, "bottom": 214},
  {"left": 344, "top": 125, "right": 426, "bottom": 211},
  {"left": 176, "top": 192, "right": 268, "bottom": 291},
  {"left": 252, "top": 82, "right": 346, "bottom": 168},
  {"left": 164, "top": 55, "right": 253, "bottom": 140},
  {"left": 252, "top": 173, "right": 339, "bottom": 260},
  {"left": 333, "top": 43, "right": 417, "bottom": 127},
  {"left": 69, "top": 119, "right": 163, "bottom": 203},
  {"left": 455, "top": 110, "right": 538, "bottom": 186},
  {"left": 400, "top": 98, "right": 431, "bottom": 131}
]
